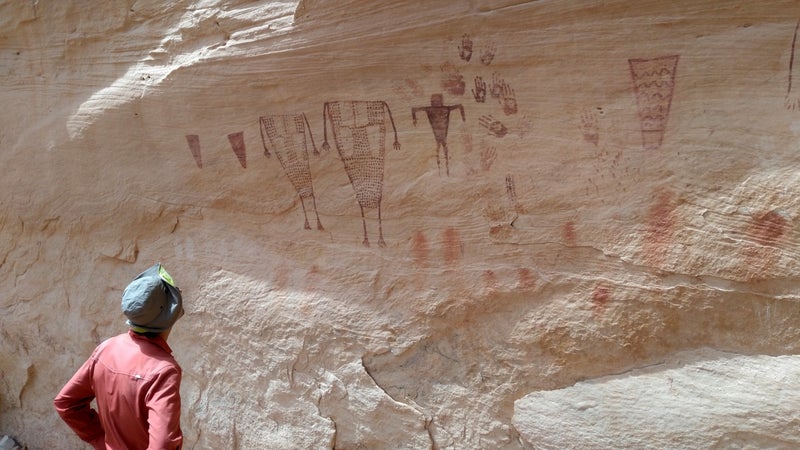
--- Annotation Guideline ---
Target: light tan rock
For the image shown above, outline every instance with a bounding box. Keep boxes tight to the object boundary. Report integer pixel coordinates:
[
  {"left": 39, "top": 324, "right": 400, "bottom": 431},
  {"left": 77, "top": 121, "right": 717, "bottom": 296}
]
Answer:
[
  {"left": 1, "top": 0, "right": 800, "bottom": 448},
  {"left": 513, "top": 348, "right": 800, "bottom": 449}
]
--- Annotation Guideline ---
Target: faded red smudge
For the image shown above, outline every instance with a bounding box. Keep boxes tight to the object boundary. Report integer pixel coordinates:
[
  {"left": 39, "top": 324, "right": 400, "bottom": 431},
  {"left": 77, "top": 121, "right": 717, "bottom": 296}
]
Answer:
[
  {"left": 563, "top": 221, "right": 577, "bottom": 246},
  {"left": 483, "top": 270, "right": 499, "bottom": 293},
  {"left": 591, "top": 283, "right": 611, "bottom": 317},
  {"left": 303, "top": 264, "right": 322, "bottom": 291},
  {"left": 185, "top": 134, "right": 202, "bottom": 168},
  {"left": 392, "top": 83, "right": 408, "bottom": 101},
  {"left": 228, "top": 131, "right": 246, "bottom": 168},
  {"left": 406, "top": 79, "right": 424, "bottom": 97},
  {"left": 461, "top": 126, "right": 473, "bottom": 154},
  {"left": 517, "top": 268, "right": 536, "bottom": 290},
  {"left": 643, "top": 189, "right": 677, "bottom": 265},
  {"left": 750, "top": 210, "right": 789, "bottom": 246},
  {"left": 741, "top": 210, "right": 792, "bottom": 280},
  {"left": 411, "top": 230, "right": 430, "bottom": 267},
  {"left": 274, "top": 265, "right": 289, "bottom": 291},
  {"left": 442, "top": 227, "right": 462, "bottom": 267},
  {"left": 392, "top": 79, "right": 424, "bottom": 101}
]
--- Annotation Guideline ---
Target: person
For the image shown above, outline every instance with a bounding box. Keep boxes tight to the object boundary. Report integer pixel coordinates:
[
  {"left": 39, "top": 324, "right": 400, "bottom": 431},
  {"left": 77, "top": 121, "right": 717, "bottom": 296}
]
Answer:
[{"left": 54, "top": 263, "right": 185, "bottom": 450}]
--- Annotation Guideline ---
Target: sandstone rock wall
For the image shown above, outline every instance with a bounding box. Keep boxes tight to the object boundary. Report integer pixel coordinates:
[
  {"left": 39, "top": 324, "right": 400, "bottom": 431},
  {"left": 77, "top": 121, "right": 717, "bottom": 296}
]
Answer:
[{"left": 2, "top": 0, "right": 800, "bottom": 448}]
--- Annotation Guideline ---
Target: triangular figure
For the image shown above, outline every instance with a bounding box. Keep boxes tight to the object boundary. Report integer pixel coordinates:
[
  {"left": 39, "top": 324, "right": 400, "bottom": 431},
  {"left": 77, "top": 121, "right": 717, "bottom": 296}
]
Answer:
[{"left": 228, "top": 131, "right": 246, "bottom": 168}]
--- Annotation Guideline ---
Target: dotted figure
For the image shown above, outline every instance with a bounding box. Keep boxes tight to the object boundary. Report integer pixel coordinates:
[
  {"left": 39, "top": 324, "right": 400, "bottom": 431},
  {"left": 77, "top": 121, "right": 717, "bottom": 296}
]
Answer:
[
  {"left": 322, "top": 101, "right": 401, "bottom": 247},
  {"left": 259, "top": 113, "right": 324, "bottom": 230}
]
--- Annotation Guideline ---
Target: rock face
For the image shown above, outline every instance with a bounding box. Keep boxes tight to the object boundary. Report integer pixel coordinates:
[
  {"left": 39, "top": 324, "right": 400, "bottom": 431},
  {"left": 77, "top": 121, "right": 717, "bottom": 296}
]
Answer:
[
  {"left": 514, "top": 349, "right": 800, "bottom": 449},
  {"left": 1, "top": 0, "right": 800, "bottom": 448}
]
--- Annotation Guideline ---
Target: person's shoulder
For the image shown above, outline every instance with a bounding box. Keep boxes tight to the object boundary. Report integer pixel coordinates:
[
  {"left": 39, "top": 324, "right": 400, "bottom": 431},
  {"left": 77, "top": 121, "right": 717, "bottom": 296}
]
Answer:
[
  {"left": 90, "top": 332, "right": 127, "bottom": 357},
  {"left": 106, "top": 331, "right": 135, "bottom": 344}
]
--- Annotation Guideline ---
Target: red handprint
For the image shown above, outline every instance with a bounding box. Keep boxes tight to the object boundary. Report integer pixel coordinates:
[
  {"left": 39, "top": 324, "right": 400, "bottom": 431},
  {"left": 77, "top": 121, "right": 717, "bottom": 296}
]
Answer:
[
  {"left": 480, "top": 42, "right": 496, "bottom": 65},
  {"left": 500, "top": 81, "right": 517, "bottom": 115},
  {"left": 472, "top": 76, "right": 487, "bottom": 103},
  {"left": 459, "top": 34, "right": 474, "bottom": 62},
  {"left": 479, "top": 115, "right": 508, "bottom": 138}
]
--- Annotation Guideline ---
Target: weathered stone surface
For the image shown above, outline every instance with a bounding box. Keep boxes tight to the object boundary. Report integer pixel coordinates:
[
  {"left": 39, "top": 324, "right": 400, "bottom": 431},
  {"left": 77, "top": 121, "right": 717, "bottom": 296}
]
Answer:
[
  {"left": 1, "top": 0, "right": 800, "bottom": 448},
  {"left": 513, "top": 348, "right": 800, "bottom": 449}
]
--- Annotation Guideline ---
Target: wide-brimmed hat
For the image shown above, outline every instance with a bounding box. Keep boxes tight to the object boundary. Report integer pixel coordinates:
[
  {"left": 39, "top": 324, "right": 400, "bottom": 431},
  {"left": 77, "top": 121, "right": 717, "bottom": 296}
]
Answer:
[{"left": 121, "top": 263, "right": 184, "bottom": 333}]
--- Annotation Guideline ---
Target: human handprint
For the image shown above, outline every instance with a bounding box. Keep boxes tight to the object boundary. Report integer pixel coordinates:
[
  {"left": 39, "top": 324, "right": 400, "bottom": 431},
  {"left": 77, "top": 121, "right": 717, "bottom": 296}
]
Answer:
[
  {"left": 500, "top": 81, "right": 517, "bottom": 115},
  {"left": 580, "top": 109, "right": 599, "bottom": 146},
  {"left": 459, "top": 34, "right": 474, "bottom": 62},
  {"left": 472, "top": 76, "right": 487, "bottom": 103},
  {"left": 479, "top": 115, "right": 508, "bottom": 138},
  {"left": 440, "top": 63, "right": 466, "bottom": 96},
  {"left": 480, "top": 42, "right": 496, "bottom": 65},
  {"left": 480, "top": 145, "right": 497, "bottom": 171},
  {"left": 442, "top": 74, "right": 466, "bottom": 96},
  {"left": 505, "top": 174, "right": 518, "bottom": 207},
  {"left": 515, "top": 114, "right": 532, "bottom": 138},
  {"left": 490, "top": 72, "right": 504, "bottom": 99}
]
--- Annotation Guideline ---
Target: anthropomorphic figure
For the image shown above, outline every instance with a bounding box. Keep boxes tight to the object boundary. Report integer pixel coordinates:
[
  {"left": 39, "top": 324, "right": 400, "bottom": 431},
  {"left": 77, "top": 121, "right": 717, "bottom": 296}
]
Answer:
[
  {"left": 54, "top": 263, "right": 185, "bottom": 450},
  {"left": 412, "top": 93, "right": 465, "bottom": 176},
  {"left": 322, "top": 100, "right": 401, "bottom": 247},
  {"left": 260, "top": 112, "right": 324, "bottom": 230}
]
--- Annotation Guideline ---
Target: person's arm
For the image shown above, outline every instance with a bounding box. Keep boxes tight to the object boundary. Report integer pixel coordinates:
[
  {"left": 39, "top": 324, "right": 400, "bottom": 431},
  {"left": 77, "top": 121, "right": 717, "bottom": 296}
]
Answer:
[
  {"left": 145, "top": 365, "right": 183, "bottom": 450},
  {"left": 53, "top": 356, "right": 106, "bottom": 449}
]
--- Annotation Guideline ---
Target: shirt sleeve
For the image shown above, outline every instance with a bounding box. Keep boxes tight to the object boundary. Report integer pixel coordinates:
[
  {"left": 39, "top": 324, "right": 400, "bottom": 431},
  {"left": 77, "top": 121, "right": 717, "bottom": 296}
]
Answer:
[
  {"left": 145, "top": 365, "right": 183, "bottom": 450},
  {"left": 53, "top": 354, "right": 106, "bottom": 447}
]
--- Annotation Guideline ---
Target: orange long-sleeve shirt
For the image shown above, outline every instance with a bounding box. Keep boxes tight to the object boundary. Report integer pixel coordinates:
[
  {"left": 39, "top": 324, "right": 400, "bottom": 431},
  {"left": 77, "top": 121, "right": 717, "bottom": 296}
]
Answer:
[{"left": 54, "top": 330, "right": 182, "bottom": 450}]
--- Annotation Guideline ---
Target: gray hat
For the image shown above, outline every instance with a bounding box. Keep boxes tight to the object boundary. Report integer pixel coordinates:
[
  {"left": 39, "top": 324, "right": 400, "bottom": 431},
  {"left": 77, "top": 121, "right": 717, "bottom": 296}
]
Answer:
[{"left": 122, "top": 263, "right": 184, "bottom": 333}]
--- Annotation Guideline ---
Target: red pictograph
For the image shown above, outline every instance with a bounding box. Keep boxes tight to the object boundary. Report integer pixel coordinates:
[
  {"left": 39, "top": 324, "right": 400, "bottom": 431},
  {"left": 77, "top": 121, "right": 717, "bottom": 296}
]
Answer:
[
  {"left": 628, "top": 55, "right": 679, "bottom": 150},
  {"left": 228, "top": 131, "right": 247, "bottom": 168},
  {"left": 185, "top": 134, "right": 202, "bottom": 168},
  {"left": 322, "top": 101, "right": 401, "bottom": 247},
  {"left": 259, "top": 112, "right": 324, "bottom": 231}
]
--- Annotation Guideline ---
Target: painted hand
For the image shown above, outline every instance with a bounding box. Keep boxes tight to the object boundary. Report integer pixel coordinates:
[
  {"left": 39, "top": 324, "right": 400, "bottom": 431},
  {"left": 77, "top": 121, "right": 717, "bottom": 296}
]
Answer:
[
  {"left": 472, "top": 76, "right": 487, "bottom": 103},
  {"left": 501, "top": 82, "right": 517, "bottom": 115},
  {"left": 480, "top": 42, "right": 496, "bottom": 65},
  {"left": 459, "top": 34, "right": 473, "bottom": 62},
  {"left": 479, "top": 115, "right": 508, "bottom": 138}
]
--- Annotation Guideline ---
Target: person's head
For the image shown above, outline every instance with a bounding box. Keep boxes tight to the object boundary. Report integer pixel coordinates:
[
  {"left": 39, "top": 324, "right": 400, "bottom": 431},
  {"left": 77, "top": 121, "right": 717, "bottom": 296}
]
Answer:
[
  {"left": 430, "top": 93, "right": 444, "bottom": 107},
  {"left": 121, "top": 263, "right": 184, "bottom": 336}
]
